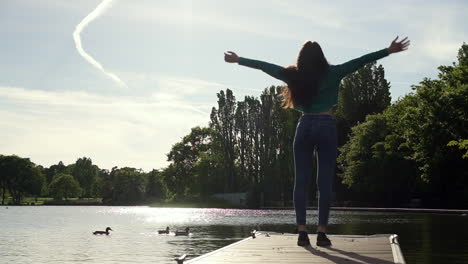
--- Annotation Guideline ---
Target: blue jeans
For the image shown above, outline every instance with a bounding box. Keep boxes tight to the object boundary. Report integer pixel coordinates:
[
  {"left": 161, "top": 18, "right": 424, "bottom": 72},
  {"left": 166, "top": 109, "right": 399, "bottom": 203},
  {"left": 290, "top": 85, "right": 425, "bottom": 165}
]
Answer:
[{"left": 293, "top": 114, "right": 337, "bottom": 226}]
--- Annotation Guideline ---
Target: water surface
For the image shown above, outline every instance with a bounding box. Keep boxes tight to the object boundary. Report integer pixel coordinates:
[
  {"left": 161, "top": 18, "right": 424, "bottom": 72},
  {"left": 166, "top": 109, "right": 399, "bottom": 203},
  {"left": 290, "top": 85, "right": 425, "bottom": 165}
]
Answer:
[{"left": 1, "top": 206, "right": 467, "bottom": 263}]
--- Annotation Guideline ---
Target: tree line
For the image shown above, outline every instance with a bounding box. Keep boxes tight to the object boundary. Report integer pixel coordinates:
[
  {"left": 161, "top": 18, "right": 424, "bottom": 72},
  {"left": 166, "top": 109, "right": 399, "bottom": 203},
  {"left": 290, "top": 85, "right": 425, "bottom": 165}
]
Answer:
[
  {"left": 1, "top": 44, "right": 466, "bottom": 208},
  {"left": 0, "top": 156, "right": 164, "bottom": 205}
]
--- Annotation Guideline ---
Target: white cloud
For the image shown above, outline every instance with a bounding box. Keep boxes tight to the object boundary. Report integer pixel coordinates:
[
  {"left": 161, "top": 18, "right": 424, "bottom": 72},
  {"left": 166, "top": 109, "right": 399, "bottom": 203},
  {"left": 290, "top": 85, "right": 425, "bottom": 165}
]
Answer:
[
  {"left": 119, "top": 71, "right": 264, "bottom": 106},
  {"left": 0, "top": 85, "right": 212, "bottom": 171}
]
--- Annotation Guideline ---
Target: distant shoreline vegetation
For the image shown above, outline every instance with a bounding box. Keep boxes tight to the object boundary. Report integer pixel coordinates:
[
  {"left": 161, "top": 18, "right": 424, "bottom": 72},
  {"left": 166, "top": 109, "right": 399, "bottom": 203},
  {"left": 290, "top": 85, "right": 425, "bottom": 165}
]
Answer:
[
  {"left": 1, "top": 44, "right": 467, "bottom": 209},
  {"left": 1, "top": 196, "right": 238, "bottom": 208}
]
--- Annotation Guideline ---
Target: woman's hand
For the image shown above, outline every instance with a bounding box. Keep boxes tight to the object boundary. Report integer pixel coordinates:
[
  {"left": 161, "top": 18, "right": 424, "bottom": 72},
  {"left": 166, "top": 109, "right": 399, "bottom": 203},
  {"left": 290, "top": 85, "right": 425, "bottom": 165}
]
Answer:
[
  {"left": 387, "top": 36, "right": 410, "bottom": 54},
  {"left": 224, "top": 51, "right": 239, "bottom": 63}
]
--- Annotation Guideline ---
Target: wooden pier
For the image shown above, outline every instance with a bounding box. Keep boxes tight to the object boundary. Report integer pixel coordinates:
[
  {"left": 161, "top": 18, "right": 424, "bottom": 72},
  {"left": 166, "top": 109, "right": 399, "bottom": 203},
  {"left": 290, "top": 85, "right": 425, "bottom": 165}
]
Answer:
[{"left": 185, "top": 232, "right": 405, "bottom": 264}]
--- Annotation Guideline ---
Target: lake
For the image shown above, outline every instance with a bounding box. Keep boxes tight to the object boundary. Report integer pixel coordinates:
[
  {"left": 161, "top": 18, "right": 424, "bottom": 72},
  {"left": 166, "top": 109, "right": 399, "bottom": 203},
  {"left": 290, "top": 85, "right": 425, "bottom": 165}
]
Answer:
[{"left": 1, "top": 206, "right": 467, "bottom": 263}]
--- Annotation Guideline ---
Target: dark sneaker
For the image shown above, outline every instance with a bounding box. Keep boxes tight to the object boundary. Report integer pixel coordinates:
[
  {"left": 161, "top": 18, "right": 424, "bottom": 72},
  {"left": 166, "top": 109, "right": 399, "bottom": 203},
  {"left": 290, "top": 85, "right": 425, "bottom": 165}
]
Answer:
[
  {"left": 297, "top": 231, "right": 310, "bottom": 246},
  {"left": 316, "top": 232, "right": 332, "bottom": 247}
]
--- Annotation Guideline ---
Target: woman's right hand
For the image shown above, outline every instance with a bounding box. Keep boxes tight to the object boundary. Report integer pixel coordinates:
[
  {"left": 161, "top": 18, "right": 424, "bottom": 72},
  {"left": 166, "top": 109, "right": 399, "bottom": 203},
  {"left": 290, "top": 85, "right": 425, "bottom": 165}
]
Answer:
[{"left": 224, "top": 51, "right": 239, "bottom": 63}]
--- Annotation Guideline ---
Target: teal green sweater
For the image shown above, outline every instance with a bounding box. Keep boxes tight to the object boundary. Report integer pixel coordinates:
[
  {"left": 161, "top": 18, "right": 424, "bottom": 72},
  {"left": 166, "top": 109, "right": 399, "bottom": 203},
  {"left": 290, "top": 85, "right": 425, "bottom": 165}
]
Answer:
[{"left": 238, "top": 48, "right": 389, "bottom": 113}]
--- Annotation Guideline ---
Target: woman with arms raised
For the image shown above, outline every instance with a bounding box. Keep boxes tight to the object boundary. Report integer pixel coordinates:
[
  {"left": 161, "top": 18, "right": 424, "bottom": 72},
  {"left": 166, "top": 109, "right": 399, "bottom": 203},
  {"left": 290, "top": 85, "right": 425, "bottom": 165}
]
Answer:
[{"left": 224, "top": 36, "right": 410, "bottom": 247}]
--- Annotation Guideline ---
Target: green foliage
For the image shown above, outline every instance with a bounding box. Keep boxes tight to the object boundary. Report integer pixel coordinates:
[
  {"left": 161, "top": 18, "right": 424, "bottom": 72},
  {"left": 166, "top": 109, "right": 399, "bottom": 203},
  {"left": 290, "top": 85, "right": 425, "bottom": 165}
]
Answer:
[
  {"left": 456, "top": 42, "right": 468, "bottom": 67},
  {"left": 162, "top": 126, "right": 220, "bottom": 200},
  {"left": 72, "top": 157, "right": 98, "bottom": 197},
  {"left": 447, "top": 139, "right": 468, "bottom": 159},
  {"left": 111, "top": 167, "right": 147, "bottom": 202},
  {"left": 338, "top": 43, "right": 468, "bottom": 207},
  {"left": 401, "top": 44, "right": 468, "bottom": 185},
  {"left": 335, "top": 62, "right": 391, "bottom": 145},
  {"left": 0, "top": 155, "right": 45, "bottom": 204},
  {"left": 43, "top": 161, "right": 67, "bottom": 185},
  {"left": 146, "top": 169, "right": 164, "bottom": 199},
  {"left": 48, "top": 173, "right": 82, "bottom": 200},
  {"left": 210, "top": 89, "right": 238, "bottom": 192},
  {"left": 337, "top": 112, "right": 417, "bottom": 204}
]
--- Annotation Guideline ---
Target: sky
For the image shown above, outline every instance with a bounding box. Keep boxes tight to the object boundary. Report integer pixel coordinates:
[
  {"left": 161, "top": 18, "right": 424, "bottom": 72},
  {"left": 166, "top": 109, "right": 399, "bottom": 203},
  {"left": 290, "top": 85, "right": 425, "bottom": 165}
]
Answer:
[{"left": 1, "top": 0, "right": 467, "bottom": 172}]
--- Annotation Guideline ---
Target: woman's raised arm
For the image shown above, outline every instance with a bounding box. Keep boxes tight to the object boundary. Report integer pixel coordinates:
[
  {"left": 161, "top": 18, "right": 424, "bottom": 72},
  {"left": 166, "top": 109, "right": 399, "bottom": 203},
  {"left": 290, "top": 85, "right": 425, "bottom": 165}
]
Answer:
[
  {"left": 336, "top": 36, "right": 410, "bottom": 78},
  {"left": 224, "top": 51, "right": 287, "bottom": 82}
]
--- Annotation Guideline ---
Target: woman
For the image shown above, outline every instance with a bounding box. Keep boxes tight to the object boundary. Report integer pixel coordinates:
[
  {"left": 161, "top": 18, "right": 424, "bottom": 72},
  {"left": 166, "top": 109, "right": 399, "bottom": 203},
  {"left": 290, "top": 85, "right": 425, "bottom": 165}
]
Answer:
[{"left": 224, "top": 36, "right": 410, "bottom": 247}]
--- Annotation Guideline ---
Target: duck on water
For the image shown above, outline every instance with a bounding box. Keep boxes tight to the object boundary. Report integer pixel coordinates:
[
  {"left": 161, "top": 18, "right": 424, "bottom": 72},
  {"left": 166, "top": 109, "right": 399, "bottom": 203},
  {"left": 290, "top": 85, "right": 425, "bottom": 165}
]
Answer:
[
  {"left": 158, "top": 226, "right": 170, "bottom": 234},
  {"left": 93, "top": 227, "right": 113, "bottom": 235},
  {"left": 175, "top": 227, "right": 190, "bottom": 236}
]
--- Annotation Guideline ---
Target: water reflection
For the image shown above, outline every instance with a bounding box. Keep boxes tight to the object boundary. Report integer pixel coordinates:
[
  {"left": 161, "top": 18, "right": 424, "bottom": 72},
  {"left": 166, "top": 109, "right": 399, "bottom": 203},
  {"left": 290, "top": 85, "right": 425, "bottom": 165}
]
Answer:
[{"left": 0, "top": 206, "right": 467, "bottom": 264}]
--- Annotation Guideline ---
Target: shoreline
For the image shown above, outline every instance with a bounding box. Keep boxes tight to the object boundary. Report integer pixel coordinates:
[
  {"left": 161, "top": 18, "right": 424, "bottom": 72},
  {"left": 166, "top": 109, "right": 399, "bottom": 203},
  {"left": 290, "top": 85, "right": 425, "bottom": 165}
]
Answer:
[{"left": 261, "top": 206, "right": 468, "bottom": 214}]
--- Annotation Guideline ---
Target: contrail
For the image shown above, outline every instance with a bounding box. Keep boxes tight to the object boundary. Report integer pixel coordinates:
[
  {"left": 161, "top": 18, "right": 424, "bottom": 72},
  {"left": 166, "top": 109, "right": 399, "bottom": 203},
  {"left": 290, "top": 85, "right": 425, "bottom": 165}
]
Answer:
[{"left": 73, "top": 0, "right": 127, "bottom": 88}]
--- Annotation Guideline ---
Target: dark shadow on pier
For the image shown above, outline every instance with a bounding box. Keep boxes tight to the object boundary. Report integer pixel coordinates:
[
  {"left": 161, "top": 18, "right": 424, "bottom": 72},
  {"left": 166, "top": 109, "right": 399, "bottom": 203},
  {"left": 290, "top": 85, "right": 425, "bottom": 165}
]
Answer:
[{"left": 304, "top": 245, "right": 394, "bottom": 264}]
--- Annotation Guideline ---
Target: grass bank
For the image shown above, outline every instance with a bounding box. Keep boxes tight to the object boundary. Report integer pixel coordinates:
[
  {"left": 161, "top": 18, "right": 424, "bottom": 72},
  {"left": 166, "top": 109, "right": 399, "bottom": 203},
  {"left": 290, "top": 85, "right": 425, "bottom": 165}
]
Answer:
[
  {"left": 2, "top": 197, "right": 102, "bottom": 206},
  {"left": 148, "top": 197, "right": 241, "bottom": 208}
]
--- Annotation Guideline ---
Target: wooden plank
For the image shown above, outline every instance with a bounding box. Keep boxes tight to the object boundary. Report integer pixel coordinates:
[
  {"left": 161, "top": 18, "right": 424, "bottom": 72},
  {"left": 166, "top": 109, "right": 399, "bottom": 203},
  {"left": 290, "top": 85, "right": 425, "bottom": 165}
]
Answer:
[{"left": 186, "top": 232, "right": 404, "bottom": 264}]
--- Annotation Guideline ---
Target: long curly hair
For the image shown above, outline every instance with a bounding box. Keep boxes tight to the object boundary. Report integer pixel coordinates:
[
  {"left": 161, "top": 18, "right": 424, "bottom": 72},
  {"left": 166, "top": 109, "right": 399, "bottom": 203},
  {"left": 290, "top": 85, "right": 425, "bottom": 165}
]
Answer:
[{"left": 281, "top": 41, "right": 329, "bottom": 109}]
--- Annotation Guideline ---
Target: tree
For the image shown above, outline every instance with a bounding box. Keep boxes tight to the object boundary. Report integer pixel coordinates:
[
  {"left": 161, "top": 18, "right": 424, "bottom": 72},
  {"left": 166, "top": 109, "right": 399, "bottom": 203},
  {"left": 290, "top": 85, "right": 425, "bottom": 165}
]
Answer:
[
  {"left": 111, "top": 167, "right": 146, "bottom": 202},
  {"left": 100, "top": 168, "right": 115, "bottom": 204},
  {"left": 195, "top": 151, "right": 225, "bottom": 197},
  {"left": 0, "top": 155, "right": 7, "bottom": 204},
  {"left": 335, "top": 62, "right": 391, "bottom": 146},
  {"left": 162, "top": 126, "right": 215, "bottom": 200},
  {"left": 0, "top": 155, "right": 45, "bottom": 204},
  {"left": 399, "top": 44, "right": 468, "bottom": 206},
  {"left": 242, "top": 95, "right": 262, "bottom": 187},
  {"left": 90, "top": 168, "right": 108, "bottom": 198},
  {"left": 48, "top": 173, "right": 82, "bottom": 200},
  {"left": 43, "top": 161, "right": 67, "bottom": 185},
  {"left": 146, "top": 169, "right": 164, "bottom": 199},
  {"left": 72, "top": 157, "right": 98, "bottom": 197},
  {"left": 337, "top": 111, "right": 417, "bottom": 205},
  {"left": 210, "top": 89, "right": 238, "bottom": 192},
  {"left": 234, "top": 100, "right": 249, "bottom": 188}
]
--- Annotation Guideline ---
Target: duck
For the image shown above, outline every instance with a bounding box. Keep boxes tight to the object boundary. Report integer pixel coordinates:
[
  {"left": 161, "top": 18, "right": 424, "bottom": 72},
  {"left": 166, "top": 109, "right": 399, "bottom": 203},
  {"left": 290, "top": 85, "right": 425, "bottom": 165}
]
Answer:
[
  {"left": 158, "top": 226, "right": 170, "bottom": 234},
  {"left": 93, "top": 227, "right": 112, "bottom": 235},
  {"left": 175, "top": 227, "right": 190, "bottom": 236}
]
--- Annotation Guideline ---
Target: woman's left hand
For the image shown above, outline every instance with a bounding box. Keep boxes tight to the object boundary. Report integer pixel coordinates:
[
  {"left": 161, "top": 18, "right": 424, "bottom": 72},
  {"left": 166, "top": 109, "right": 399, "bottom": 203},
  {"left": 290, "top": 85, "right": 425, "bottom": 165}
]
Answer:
[
  {"left": 224, "top": 51, "right": 239, "bottom": 63},
  {"left": 387, "top": 36, "right": 410, "bottom": 54}
]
